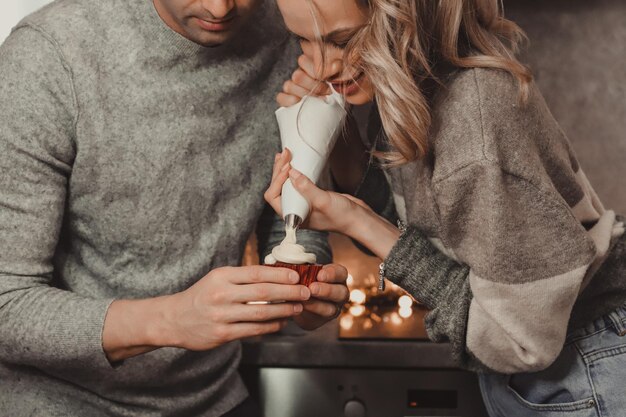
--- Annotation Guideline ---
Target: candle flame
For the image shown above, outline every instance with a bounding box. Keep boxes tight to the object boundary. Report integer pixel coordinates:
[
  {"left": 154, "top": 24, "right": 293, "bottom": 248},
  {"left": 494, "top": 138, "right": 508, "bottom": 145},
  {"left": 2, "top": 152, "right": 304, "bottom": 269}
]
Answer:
[
  {"left": 399, "top": 306, "right": 413, "bottom": 318},
  {"left": 346, "top": 274, "right": 354, "bottom": 288},
  {"left": 349, "top": 289, "right": 367, "bottom": 305},
  {"left": 349, "top": 305, "right": 366, "bottom": 317},
  {"left": 340, "top": 314, "right": 354, "bottom": 330},
  {"left": 398, "top": 295, "right": 413, "bottom": 309}
]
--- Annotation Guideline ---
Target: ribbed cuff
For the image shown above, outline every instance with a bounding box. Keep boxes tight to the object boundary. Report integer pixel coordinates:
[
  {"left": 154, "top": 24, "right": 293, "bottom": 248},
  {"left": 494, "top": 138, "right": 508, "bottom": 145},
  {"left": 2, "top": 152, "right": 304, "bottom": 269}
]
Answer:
[
  {"left": 384, "top": 227, "right": 465, "bottom": 310},
  {"left": 48, "top": 296, "right": 119, "bottom": 372},
  {"left": 384, "top": 226, "right": 478, "bottom": 370}
]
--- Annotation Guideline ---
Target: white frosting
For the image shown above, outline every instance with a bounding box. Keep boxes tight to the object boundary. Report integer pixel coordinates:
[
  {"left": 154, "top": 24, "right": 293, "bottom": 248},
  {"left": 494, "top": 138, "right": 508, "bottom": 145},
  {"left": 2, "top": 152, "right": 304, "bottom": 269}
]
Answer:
[{"left": 264, "top": 226, "right": 317, "bottom": 265}]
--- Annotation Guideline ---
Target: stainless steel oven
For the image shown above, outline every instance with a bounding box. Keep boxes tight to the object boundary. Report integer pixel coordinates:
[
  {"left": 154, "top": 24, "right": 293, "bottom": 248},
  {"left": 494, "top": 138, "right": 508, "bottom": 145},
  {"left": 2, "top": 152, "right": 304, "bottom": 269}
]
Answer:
[{"left": 259, "top": 367, "right": 487, "bottom": 417}]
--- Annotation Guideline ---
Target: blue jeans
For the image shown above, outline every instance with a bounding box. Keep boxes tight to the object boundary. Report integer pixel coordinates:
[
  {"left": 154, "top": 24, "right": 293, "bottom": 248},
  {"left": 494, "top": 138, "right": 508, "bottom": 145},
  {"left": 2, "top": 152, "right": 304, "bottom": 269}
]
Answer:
[{"left": 479, "top": 303, "right": 626, "bottom": 417}]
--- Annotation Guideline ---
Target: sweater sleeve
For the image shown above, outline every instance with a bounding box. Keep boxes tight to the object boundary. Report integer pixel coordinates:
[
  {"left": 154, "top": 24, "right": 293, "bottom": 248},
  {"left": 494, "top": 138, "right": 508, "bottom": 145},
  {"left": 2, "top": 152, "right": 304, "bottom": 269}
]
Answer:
[
  {"left": 385, "top": 160, "right": 600, "bottom": 374},
  {"left": 0, "top": 26, "right": 115, "bottom": 376},
  {"left": 383, "top": 227, "right": 474, "bottom": 369}
]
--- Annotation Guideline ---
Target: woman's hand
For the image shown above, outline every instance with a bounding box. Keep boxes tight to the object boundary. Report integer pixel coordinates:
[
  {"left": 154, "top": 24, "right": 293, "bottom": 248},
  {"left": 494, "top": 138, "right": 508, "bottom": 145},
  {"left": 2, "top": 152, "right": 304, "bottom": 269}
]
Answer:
[
  {"left": 276, "top": 54, "right": 330, "bottom": 107},
  {"left": 276, "top": 54, "right": 369, "bottom": 194},
  {"left": 264, "top": 149, "right": 402, "bottom": 260},
  {"left": 264, "top": 149, "right": 370, "bottom": 235}
]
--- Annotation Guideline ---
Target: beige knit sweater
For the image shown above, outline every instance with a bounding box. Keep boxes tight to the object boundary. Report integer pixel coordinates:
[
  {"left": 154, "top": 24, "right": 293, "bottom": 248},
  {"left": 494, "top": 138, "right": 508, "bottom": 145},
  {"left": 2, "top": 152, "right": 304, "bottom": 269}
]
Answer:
[{"left": 361, "top": 67, "right": 626, "bottom": 374}]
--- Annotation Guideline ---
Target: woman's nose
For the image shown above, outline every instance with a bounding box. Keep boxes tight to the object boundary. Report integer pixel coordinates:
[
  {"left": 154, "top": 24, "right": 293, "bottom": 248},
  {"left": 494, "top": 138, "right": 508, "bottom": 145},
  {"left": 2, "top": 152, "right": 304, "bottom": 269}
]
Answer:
[
  {"left": 311, "top": 48, "right": 344, "bottom": 81},
  {"left": 323, "top": 58, "right": 344, "bottom": 81},
  {"left": 200, "top": 0, "right": 235, "bottom": 20}
]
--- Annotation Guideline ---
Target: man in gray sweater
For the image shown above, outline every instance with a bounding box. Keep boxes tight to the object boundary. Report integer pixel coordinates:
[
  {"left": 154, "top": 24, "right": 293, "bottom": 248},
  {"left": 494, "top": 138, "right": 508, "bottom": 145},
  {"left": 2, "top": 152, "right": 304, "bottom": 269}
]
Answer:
[{"left": 0, "top": 0, "right": 349, "bottom": 416}]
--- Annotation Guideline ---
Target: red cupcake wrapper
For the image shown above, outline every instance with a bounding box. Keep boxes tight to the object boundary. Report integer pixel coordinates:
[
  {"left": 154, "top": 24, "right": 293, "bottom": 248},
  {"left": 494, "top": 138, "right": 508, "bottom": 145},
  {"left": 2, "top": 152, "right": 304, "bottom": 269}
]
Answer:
[{"left": 268, "top": 262, "right": 323, "bottom": 287}]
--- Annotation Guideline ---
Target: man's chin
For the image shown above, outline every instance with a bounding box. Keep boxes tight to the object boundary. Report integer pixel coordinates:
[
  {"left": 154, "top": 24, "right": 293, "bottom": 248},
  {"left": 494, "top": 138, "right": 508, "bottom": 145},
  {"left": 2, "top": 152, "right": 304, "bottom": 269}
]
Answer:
[
  {"left": 197, "top": 40, "right": 226, "bottom": 48},
  {"left": 194, "top": 35, "right": 230, "bottom": 48},
  {"left": 184, "top": 27, "right": 235, "bottom": 48}
]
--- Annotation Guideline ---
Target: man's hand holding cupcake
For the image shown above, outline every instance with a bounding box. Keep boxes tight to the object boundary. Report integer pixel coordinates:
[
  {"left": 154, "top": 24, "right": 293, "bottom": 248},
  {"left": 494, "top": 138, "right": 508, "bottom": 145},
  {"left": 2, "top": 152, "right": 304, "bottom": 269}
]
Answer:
[
  {"left": 264, "top": 238, "right": 349, "bottom": 331},
  {"left": 294, "top": 263, "right": 349, "bottom": 330}
]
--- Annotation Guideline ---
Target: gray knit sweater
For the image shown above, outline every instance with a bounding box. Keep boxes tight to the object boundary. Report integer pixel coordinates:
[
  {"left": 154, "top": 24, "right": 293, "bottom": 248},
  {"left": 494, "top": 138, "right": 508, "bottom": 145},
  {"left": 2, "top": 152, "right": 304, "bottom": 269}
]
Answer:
[
  {"left": 359, "top": 68, "right": 626, "bottom": 374},
  {"left": 0, "top": 0, "right": 330, "bottom": 416}
]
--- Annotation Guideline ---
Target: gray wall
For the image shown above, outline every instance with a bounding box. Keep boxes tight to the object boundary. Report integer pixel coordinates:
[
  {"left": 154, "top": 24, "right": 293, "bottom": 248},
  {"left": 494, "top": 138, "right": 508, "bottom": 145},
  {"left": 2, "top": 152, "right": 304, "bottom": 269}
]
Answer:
[{"left": 506, "top": 0, "right": 626, "bottom": 213}]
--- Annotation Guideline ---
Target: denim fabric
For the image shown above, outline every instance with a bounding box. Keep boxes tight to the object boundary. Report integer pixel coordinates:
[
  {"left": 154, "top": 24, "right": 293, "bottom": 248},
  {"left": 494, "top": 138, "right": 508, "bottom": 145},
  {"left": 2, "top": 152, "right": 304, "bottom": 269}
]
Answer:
[{"left": 479, "top": 303, "right": 626, "bottom": 417}]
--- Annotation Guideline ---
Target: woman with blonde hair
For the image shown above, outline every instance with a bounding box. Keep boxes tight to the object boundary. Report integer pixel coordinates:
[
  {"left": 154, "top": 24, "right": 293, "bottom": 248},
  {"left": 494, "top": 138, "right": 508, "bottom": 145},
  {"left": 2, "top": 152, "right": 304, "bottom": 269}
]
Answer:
[{"left": 265, "top": 0, "right": 626, "bottom": 415}]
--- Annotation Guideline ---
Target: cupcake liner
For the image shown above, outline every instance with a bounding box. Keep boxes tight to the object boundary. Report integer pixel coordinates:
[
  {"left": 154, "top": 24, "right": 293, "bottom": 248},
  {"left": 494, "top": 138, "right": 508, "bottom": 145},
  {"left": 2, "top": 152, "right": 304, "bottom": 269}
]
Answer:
[{"left": 269, "top": 262, "right": 323, "bottom": 287}]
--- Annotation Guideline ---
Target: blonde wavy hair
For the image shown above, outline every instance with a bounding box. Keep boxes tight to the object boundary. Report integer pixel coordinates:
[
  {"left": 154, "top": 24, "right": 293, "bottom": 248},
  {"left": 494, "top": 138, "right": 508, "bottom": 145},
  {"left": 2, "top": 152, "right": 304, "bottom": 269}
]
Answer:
[{"left": 307, "top": 0, "right": 533, "bottom": 165}]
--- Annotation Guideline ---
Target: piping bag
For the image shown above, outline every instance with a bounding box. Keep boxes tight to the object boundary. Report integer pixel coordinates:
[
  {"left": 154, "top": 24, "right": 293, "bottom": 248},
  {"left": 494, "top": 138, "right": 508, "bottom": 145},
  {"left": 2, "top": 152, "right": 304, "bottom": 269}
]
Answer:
[{"left": 276, "top": 85, "right": 347, "bottom": 229}]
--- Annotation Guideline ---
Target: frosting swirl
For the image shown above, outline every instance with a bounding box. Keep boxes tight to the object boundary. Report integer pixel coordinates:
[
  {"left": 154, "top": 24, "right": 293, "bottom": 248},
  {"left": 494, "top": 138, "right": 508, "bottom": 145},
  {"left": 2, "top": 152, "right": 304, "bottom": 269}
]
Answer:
[{"left": 264, "top": 226, "right": 317, "bottom": 265}]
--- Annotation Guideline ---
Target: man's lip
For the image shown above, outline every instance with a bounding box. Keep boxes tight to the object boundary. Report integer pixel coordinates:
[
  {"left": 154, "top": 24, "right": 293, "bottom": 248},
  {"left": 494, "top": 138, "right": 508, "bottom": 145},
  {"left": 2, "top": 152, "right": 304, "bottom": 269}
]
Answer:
[{"left": 195, "top": 16, "right": 236, "bottom": 32}]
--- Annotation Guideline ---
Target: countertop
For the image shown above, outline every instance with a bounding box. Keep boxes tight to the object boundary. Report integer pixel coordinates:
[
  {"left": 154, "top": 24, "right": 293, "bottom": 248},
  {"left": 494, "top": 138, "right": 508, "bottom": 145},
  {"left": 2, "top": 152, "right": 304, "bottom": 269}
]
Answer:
[{"left": 241, "top": 320, "right": 457, "bottom": 369}]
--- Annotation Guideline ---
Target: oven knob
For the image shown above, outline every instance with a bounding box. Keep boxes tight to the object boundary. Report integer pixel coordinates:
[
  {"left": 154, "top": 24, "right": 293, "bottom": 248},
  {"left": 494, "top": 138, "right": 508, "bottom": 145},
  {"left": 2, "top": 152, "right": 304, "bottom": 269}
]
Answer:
[{"left": 344, "top": 399, "right": 366, "bottom": 417}]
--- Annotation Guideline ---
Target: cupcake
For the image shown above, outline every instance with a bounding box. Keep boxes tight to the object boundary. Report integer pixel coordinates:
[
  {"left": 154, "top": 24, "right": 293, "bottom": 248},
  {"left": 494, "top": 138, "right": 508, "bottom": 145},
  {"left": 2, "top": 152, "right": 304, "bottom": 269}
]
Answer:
[
  {"left": 264, "top": 227, "right": 323, "bottom": 287},
  {"left": 268, "top": 262, "right": 323, "bottom": 287}
]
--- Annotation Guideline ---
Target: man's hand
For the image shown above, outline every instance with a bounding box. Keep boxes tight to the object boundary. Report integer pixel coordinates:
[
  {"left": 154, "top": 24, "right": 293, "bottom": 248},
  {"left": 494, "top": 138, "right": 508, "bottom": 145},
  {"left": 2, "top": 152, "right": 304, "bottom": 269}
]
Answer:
[
  {"left": 294, "top": 263, "right": 350, "bottom": 331},
  {"left": 165, "top": 266, "right": 313, "bottom": 350},
  {"left": 103, "top": 265, "right": 311, "bottom": 361}
]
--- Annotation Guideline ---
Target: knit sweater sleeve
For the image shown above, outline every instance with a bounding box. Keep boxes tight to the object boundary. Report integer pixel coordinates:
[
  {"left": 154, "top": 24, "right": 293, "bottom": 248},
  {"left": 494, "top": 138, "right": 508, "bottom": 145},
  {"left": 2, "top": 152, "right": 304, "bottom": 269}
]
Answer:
[
  {"left": 383, "top": 69, "right": 608, "bottom": 374},
  {"left": 385, "top": 160, "right": 601, "bottom": 374},
  {"left": 0, "top": 26, "right": 116, "bottom": 375}
]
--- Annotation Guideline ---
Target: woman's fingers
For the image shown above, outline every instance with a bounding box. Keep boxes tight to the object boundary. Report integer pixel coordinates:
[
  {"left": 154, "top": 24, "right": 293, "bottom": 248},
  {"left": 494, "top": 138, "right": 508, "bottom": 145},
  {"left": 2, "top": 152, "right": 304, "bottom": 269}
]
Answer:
[
  {"left": 292, "top": 61, "right": 319, "bottom": 89},
  {"left": 266, "top": 151, "right": 293, "bottom": 213},
  {"left": 297, "top": 55, "right": 331, "bottom": 95},
  {"left": 292, "top": 66, "right": 330, "bottom": 96},
  {"left": 277, "top": 55, "right": 331, "bottom": 107},
  {"left": 278, "top": 77, "right": 327, "bottom": 107},
  {"left": 288, "top": 168, "right": 328, "bottom": 206},
  {"left": 271, "top": 153, "right": 281, "bottom": 181},
  {"left": 283, "top": 79, "right": 311, "bottom": 100},
  {"left": 276, "top": 92, "right": 300, "bottom": 107},
  {"left": 271, "top": 149, "right": 291, "bottom": 182},
  {"left": 268, "top": 165, "right": 289, "bottom": 197},
  {"left": 263, "top": 182, "right": 283, "bottom": 214},
  {"left": 297, "top": 54, "right": 316, "bottom": 76}
]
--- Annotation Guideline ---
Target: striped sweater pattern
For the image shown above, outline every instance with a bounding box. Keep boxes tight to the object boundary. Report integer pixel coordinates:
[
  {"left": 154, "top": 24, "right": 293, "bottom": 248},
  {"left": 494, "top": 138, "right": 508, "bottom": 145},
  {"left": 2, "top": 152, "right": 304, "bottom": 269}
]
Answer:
[{"left": 361, "top": 68, "right": 626, "bottom": 374}]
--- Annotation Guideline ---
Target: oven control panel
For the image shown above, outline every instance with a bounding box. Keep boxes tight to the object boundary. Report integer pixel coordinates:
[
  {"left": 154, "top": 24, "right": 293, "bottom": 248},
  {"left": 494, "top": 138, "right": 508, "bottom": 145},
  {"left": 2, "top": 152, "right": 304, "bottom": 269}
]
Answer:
[
  {"left": 260, "top": 368, "right": 487, "bottom": 417},
  {"left": 344, "top": 399, "right": 367, "bottom": 417}
]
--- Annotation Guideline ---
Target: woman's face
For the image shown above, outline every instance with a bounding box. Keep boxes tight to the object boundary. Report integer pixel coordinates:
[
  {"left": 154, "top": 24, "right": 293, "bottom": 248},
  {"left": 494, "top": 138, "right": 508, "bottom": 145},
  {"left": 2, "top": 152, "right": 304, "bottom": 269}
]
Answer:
[{"left": 276, "top": 0, "right": 374, "bottom": 105}]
